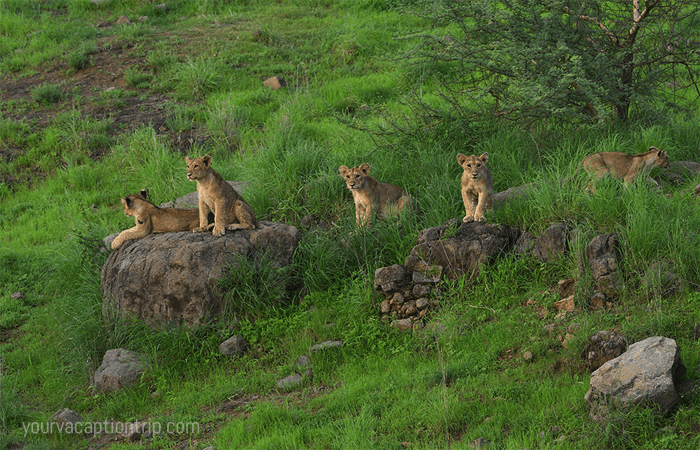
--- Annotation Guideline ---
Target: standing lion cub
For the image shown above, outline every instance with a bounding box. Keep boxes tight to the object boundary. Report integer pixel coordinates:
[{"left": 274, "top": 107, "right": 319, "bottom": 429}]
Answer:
[
  {"left": 457, "top": 152, "right": 494, "bottom": 222},
  {"left": 186, "top": 155, "right": 257, "bottom": 236},
  {"left": 111, "top": 189, "right": 205, "bottom": 250},
  {"left": 339, "top": 163, "right": 410, "bottom": 227},
  {"left": 580, "top": 146, "right": 670, "bottom": 191}
]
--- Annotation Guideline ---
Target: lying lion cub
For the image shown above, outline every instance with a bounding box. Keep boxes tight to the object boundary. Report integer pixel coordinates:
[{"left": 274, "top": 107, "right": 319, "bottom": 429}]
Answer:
[
  {"left": 580, "top": 146, "right": 670, "bottom": 191},
  {"left": 339, "top": 163, "right": 410, "bottom": 227},
  {"left": 186, "top": 155, "right": 257, "bottom": 236},
  {"left": 111, "top": 189, "right": 204, "bottom": 250},
  {"left": 457, "top": 152, "right": 494, "bottom": 222}
]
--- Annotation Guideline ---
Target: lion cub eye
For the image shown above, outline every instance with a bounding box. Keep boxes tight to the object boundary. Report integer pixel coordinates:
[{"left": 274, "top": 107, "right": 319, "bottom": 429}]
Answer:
[
  {"left": 466, "top": 164, "right": 471, "bottom": 168},
  {"left": 476, "top": 163, "right": 481, "bottom": 167}
]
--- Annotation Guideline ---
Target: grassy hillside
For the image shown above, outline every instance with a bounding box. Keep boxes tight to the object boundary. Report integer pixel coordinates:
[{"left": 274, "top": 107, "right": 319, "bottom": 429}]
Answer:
[{"left": 2, "top": 1, "right": 700, "bottom": 449}]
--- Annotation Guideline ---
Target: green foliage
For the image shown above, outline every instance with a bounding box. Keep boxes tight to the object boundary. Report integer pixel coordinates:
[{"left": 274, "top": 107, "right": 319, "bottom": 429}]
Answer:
[
  {"left": 403, "top": 0, "right": 700, "bottom": 125},
  {"left": 175, "top": 57, "right": 225, "bottom": 99},
  {"left": 30, "top": 83, "right": 64, "bottom": 105}
]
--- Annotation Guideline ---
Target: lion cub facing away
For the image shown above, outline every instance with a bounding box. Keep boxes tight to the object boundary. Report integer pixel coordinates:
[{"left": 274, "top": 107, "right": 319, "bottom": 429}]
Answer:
[
  {"left": 339, "top": 163, "right": 410, "bottom": 227},
  {"left": 580, "top": 146, "right": 670, "bottom": 190},
  {"left": 186, "top": 155, "right": 257, "bottom": 237},
  {"left": 457, "top": 152, "right": 494, "bottom": 222},
  {"left": 111, "top": 189, "right": 206, "bottom": 250}
]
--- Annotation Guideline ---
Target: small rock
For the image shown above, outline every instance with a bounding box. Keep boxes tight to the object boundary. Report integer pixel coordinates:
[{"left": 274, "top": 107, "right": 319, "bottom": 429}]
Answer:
[
  {"left": 155, "top": 3, "right": 168, "bottom": 12},
  {"left": 276, "top": 373, "right": 303, "bottom": 390},
  {"left": 116, "top": 15, "right": 131, "bottom": 25},
  {"left": 469, "top": 437, "right": 490, "bottom": 448},
  {"left": 293, "top": 355, "right": 312, "bottom": 371},
  {"left": 392, "top": 318, "right": 412, "bottom": 332},
  {"left": 137, "top": 16, "right": 149, "bottom": 22},
  {"left": 415, "top": 298, "right": 429, "bottom": 310},
  {"left": 263, "top": 76, "right": 287, "bottom": 90},
  {"left": 310, "top": 340, "right": 344, "bottom": 354},
  {"left": 52, "top": 408, "right": 83, "bottom": 424},
  {"left": 522, "top": 350, "right": 534, "bottom": 361},
  {"left": 590, "top": 292, "right": 607, "bottom": 311},
  {"left": 10, "top": 291, "right": 24, "bottom": 300},
  {"left": 219, "top": 335, "right": 247, "bottom": 356},
  {"left": 553, "top": 295, "right": 575, "bottom": 311}
]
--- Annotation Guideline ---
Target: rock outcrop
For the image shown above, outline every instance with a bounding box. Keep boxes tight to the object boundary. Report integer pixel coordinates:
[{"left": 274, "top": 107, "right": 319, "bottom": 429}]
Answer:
[{"left": 101, "top": 221, "right": 300, "bottom": 328}]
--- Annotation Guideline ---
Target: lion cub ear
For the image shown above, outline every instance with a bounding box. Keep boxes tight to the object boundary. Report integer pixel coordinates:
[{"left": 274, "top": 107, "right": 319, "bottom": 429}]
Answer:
[
  {"left": 456, "top": 153, "right": 467, "bottom": 166},
  {"left": 124, "top": 197, "right": 133, "bottom": 208},
  {"left": 479, "top": 152, "right": 489, "bottom": 164},
  {"left": 139, "top": 189, "right": 148, "bottom": 199},
  {"left": 359, "top": 163, "right": 370, "bottom": 175},
  {"left": 202, "top": 155, "right": 213, "bottom": 167},
  {"left": 339, "top": 165, "right": 349, "bottom": 177}
]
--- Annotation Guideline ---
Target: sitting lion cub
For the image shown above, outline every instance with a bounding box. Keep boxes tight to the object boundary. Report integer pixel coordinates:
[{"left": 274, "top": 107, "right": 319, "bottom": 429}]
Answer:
[
  {"left": 186, "top": 155, "right": 257, "bottom": 236},
  {"left": 111, "top": 189, "right": 204, "bottom": 250},
  {"left": 339, "top": 163, "right": 410, "bottom": 227},
  {"left": 580, "top": 146, "right": 670, "bottom": 191},
  {"left": 457, "top": 152, "right": 493, "bottom": 222}
]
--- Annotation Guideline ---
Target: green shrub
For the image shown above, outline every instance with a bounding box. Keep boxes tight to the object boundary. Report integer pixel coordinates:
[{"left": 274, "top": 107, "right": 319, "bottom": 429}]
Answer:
[{"left": 31, "top": 83, "right": 63, "bottom": 105}]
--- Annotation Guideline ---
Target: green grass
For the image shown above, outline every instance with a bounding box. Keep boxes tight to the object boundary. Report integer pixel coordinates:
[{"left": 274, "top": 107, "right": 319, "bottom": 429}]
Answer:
[{"left": 1, "top": 1, "right": 700, "bottom": 449}]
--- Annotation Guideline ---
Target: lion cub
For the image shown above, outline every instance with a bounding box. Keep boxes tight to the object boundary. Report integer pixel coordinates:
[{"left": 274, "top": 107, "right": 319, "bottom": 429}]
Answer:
[
  {"left": 111, "top": 189, "right": 203, "bottom": 250},
  {"left": 580, "top": 146, "right": 670, "bottom": 190},
  {"left": 457, "top": 152, "right": 494, "bottom": 222},
  {"left": 339, "top": 163, "right": 410, "bottom": 227},
  {"left": 186, "top": 155, "right": 257, "bottom": 237}
]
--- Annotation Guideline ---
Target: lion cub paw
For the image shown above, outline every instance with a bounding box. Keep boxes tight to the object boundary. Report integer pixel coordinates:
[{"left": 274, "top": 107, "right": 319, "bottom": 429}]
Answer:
[
  {"left": 462, "top": 215, "right": 474, "bottom": 223},
  {"left": 192, "top": 227, "right": 208, "bottom": 233},
  {"left": 212, "top": 226, "right": 225, "bottom": 237}
]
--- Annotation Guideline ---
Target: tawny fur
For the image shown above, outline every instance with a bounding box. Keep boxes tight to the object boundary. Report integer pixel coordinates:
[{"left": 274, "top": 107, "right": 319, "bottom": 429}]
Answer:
[
  {"left": 186, "top": 155, "right": 257, "bottom": 237},
  {"left": 111, "top": 189, "right": 203, "bottom": 250},
  {"left": 457, "top": 152, "right": 494, "bottom": 222},
  {"left": 580, "top": 146, "right": 670, "bottom": 191},
  {"left": 338, "top": 163, "right": 410, "bottom": 227}
]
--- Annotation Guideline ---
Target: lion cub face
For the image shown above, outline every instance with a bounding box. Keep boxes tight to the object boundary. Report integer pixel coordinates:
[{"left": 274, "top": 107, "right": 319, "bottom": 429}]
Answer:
[
  {"left": 121, "top": 189, "right": 150, "bottom": 218},
  {"left": 339, "top": 163, "right": 370, "bottom": 190},
  {"left": 649, "top": 146, "right": 670, "bottom": 169},
  {"left": 186, "top": 155, "right": 212, "bottom": 181},
  {"left": 457, "top": 153, "right": 489, "bottom": 179}
]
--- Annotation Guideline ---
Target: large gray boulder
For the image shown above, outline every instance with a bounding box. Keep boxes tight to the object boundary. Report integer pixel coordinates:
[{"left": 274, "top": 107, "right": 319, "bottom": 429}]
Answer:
[
  {"left": 585, "top": 336, "right": 686, "bottom": 415},
  {"left": 101, "top": 221, "right": 300, "bottom": 328}
]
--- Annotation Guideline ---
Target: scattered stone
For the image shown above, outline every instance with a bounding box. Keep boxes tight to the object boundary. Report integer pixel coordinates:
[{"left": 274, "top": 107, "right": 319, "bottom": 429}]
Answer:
[
  {"left": 553, "top": 295, "right": 575, "bottom": 311},
  {"left": 276, "top": 373, "right": 303, "bottom": 390},
  {"left": 137, "top": 16, "right": 149, "bottom": 22},
  {"left": 415, "top": 298, "right": 429, "bottom": 310},
  {"left": 590, "top": 292, "right": 607, "bottom": 311},
  {"left": 93, "top": 349, "right": 149, "bottom": 393},
  {"left": 155, "top": 3, "right": 168, "bottom": 12},
  {"left": 392, "top": 318, "right": 413, "bottom": 332},
  {"left": 411, "top": 261, "right": 443, "bottom": 284},
  {"left": 585, "top": 336, "right": 686, "bottom": 415},
  {"left": 52, "top": 408, "right": 83, "bottom": 424},
  {"left": 219, "top": 335, "right": 247, "bottom": 356},
  {"left": 310, "top": 340, "right": 344, "bottom": 353},
  {"left": 10, "top": 291, "right": 24, "bottom": 300},
  {"left": 557, "top": 278, "right": 575, "bottom": 298},
  {"left": 293, "top": 355, "right": 311, "bottom": 371},
  {"left": 412, "top": 284, "right": 432, "bottom": 297},
  {"left": 585, "top": 330, "right": 627, "bottom": 371},
  {"left": 116, "top": 15, "right": 131, "bottom": 25},
  {"left": 263, "top": 76, "right": 287, "bottom": 90},
  {"left": 469, "top": 437, "right": 490, "bottom": 448},
  {"left": 523, "top": 350, "right": 534, "bottom": 362}
]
